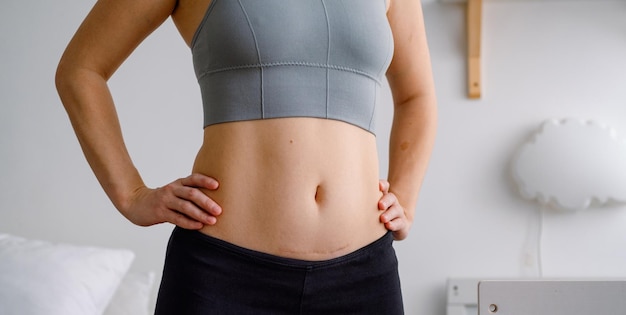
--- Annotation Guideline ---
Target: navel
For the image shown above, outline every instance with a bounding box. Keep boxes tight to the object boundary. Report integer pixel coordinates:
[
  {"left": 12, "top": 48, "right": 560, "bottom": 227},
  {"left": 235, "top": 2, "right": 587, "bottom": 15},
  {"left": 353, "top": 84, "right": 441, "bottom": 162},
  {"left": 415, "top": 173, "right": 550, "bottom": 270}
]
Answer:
[{"left": 314, "top": 185, "right": 323, "bottom": 203}]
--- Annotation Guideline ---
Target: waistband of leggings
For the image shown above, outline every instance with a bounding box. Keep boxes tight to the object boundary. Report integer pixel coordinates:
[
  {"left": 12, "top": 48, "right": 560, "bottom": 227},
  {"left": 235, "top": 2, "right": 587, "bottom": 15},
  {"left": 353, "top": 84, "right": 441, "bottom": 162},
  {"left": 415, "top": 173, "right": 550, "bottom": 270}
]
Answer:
[{"left": 173, "top": 226, "right": 393, "bottom": 269}]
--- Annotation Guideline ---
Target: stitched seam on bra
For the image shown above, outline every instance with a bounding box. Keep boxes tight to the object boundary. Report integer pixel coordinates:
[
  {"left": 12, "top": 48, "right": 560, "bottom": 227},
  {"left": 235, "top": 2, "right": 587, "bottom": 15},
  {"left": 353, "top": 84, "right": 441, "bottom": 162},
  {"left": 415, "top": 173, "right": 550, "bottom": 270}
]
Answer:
[
  {"left": 369, "top": 81, "right": 377, "bottom": 131},
  {"left": 321, "top": 0, "right": 330, "bottom": 119},
  {"left": 190, "top": 0, "right": 220, "bottom": 49},
  {"left": 198, "top": 62, "right": 382, "bottom": 85},
  {"left": 377, "top": 1, "right": 394, "bottom": 79},
  {"left": 237, "top": 0, "right": 265, "bottom": 118}
]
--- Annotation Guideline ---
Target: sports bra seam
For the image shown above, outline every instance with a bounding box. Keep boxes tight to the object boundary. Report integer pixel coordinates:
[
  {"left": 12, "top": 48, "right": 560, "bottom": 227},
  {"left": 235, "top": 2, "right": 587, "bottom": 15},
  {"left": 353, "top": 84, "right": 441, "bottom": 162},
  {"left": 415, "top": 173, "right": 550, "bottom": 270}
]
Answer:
[
  {"left": 205, "top": 116, "right": 375, "bottom": 134},
  {"left": 321, "top": 0, "right": 331, "bottom": 119},
  {"left": 197, "top": 62, "right": 382, "bottom": 85},
  {"left": 190, "top": 0, "right": 219, "bottom": 50},
  {"left": 236, "top": 0, "right": 265, "bottom": 118},
  {"left": 377, "top": 0, "right": 394, "bottom": 78},
  {"left": 368, "top": 81, "right": 377, "bottom": 131}
]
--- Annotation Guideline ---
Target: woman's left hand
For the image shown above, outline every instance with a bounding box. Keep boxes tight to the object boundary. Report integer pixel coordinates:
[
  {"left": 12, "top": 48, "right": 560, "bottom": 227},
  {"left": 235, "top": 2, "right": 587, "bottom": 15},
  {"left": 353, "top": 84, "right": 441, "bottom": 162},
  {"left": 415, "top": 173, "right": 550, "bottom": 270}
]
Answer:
[{"left": 378, "top": 180, "right": 412, "bottom": 240}]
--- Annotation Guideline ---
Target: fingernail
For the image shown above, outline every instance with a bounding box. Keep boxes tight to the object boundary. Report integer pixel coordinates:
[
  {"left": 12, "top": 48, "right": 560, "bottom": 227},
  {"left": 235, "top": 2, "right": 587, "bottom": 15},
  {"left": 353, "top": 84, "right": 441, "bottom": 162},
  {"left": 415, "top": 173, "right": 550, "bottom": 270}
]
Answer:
[{"left": 213, "top": 206, "right": 222, "bottom": 215}]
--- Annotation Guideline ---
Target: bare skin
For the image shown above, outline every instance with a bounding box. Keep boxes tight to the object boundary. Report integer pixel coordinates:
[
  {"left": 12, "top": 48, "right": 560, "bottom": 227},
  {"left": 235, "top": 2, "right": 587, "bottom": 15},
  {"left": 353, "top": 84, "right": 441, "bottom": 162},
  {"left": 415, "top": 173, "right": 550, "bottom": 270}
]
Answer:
[{"left": 56, "top": 0, "right": 436, "bottom": 260}]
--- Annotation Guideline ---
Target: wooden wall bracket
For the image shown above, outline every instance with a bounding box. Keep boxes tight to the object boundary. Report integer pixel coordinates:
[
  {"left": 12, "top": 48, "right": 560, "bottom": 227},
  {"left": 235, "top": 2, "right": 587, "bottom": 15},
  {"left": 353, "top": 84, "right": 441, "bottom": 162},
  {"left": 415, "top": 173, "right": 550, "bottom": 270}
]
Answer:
[{"left": 467, "top": 0, "right": 482, "bottom": 98}]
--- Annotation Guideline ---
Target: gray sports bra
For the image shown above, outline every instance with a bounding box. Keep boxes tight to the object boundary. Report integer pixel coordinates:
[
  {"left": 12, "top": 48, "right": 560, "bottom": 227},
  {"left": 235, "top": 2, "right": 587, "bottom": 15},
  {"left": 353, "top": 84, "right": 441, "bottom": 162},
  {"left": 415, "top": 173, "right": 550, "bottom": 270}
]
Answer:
[{"left": 191, "top": 0, "right": 394, "bottom": 134}]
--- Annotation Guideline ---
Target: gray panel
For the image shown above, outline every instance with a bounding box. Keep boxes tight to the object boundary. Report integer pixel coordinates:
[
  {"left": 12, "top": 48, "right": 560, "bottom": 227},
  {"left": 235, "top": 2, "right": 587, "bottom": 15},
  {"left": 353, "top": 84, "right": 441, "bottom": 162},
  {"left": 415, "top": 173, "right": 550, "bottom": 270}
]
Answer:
[
  {"left": 200, "top": 68, "right": 262, "bottom": 126},
  {"left": 478, "top": 280, "right": 626, "bottom": 315},
  {"left": 241, "top": 0, "right": 328, "bottom": 65},
  {"left": 262, "top": 65, "right": 326, "bottom": 119}
]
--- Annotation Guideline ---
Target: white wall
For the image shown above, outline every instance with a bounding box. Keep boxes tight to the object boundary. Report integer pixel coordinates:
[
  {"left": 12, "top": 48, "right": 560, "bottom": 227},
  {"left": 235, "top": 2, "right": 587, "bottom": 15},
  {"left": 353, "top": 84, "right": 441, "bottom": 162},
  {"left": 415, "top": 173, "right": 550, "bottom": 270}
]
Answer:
[
  {"left": 1, "top": 1, "right": 626, "bottom": 314},
  {"left": 402, "top": 1, "right": 626, "bottom": 314}
]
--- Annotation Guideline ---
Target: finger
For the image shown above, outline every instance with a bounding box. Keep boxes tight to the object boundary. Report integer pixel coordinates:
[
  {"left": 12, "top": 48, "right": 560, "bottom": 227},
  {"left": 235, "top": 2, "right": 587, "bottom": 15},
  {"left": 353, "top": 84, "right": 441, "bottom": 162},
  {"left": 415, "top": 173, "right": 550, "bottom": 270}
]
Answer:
[
  {"left": 380, "top": 203, "right": 403, "bottom": 224},
  {"left": 171, "top": 198, "right": 218, "bottom": 225},
  {"left": 378, "top": 192, "right": 398, "bottom": 210},
  {"left": 163, "top": 210, "right": 205, "bottom": 230},
  {"left": 181, "top": 173, "right": 220, "bottom": 190},
  {"left": 379, "top": 180, "right": 390, "bottom": 194},
  {"left": 173, "top": 185, "right": 222, "bottom": 216},
  {"left": 384, "top": 217, "right": 406, "bottom": 232},
  {"left": 391, "top": 227, "right": 409, "bottom": 241},
  {"left": 159, "top": 184, "right": 219, "bottom": 224}
]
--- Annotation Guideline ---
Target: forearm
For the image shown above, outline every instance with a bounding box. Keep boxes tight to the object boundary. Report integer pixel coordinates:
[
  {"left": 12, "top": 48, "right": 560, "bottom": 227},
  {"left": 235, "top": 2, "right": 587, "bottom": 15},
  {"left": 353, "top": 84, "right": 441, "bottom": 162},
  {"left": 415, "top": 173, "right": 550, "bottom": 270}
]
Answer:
[
  {"left": 52, "top": 0, "right": 226, "bottom": 229},
  {"left": 56, "top": 66, "right": 145, "bottom": 213},
  {"left": 384, "top": 0, "right": 437, "bottom": 223},
  {"left": 387, "top": 94, "right": 437, "bottom": 221}
]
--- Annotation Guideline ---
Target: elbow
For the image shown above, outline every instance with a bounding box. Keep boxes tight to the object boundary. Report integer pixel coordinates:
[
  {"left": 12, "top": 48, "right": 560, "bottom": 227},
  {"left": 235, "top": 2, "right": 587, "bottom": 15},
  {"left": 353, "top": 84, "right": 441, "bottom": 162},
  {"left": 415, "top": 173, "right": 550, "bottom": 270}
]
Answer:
[
  {"left": 394, "top": 91, "right": 438, "bottom": 115},
  {"left": 55, "top": 58, "right": 102, "bottom": 110},
  {"left": 55, "top": 59, "right": 73, "bottom": 104},
  {"left": 389, "top": 78, "right": 437, "bottom": 112},
  {"left": 392, "top": 92, "right": 438, "bottom": 133}
]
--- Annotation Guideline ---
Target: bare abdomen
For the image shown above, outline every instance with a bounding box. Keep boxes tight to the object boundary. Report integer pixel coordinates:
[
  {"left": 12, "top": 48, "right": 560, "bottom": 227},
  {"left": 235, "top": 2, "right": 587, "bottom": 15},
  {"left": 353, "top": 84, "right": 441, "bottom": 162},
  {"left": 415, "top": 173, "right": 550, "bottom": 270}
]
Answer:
[{"left": 193, "top": 118, "right": 387, "bottom": 260}]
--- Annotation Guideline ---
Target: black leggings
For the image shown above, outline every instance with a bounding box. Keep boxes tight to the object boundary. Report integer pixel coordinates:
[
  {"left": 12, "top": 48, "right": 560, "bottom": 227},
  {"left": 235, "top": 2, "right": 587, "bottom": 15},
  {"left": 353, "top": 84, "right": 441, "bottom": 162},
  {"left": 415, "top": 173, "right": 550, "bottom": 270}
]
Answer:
[{"left": 155, "top": 227, "right": 404, "bottom": 315}]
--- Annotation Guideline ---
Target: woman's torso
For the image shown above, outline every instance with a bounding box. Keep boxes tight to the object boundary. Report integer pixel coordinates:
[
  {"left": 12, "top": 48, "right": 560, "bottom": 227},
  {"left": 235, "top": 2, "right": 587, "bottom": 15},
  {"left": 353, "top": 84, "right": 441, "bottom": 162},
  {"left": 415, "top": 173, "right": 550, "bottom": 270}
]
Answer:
[{"left": 171, "top": 0, "right": 391, "bottom": 260}]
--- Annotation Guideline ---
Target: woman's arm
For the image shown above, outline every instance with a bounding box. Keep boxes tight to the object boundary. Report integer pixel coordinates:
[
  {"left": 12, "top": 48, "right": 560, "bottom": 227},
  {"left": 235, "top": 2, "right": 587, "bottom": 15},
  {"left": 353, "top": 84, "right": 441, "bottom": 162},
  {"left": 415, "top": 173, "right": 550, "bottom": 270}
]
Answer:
[
  {"left": 55, "top": 0, "right": 221, "bottom": 229},
  {"left": 379, "top": 0, "right": 437, "bottom": 240}
]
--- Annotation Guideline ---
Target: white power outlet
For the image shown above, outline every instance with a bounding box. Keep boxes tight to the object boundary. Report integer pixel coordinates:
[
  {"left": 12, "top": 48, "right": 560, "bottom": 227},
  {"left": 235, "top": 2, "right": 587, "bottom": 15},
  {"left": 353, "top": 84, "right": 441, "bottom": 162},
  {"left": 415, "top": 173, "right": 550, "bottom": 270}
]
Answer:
[{"left": 447, "top": 278, "right": 480, "bottom": 315}]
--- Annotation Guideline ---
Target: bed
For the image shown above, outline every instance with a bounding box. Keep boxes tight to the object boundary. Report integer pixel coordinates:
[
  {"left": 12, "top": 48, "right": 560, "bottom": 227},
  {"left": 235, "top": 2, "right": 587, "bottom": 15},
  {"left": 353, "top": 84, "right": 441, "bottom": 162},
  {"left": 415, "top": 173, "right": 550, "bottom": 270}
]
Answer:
[{"left": 0, "top": 233, "right": 156, "bottom": 315}]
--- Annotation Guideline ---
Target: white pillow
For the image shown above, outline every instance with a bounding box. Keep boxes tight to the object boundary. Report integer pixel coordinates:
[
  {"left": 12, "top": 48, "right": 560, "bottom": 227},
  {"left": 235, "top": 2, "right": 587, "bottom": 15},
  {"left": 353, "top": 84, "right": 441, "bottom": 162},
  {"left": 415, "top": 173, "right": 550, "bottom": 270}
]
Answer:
[
  {"left": 103, "top": 271, "right": 156, "bottom": 315},
  {"left": 0, "top": 234, "right": 134, "bottom": 315}
]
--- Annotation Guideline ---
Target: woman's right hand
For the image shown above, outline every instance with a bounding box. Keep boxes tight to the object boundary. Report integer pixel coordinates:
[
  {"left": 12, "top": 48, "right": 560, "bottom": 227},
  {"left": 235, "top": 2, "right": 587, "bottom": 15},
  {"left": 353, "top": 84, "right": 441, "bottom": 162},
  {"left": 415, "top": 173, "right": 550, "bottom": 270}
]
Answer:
[{"left": 121, "top": 173, "right": 222, "bottom": 230}]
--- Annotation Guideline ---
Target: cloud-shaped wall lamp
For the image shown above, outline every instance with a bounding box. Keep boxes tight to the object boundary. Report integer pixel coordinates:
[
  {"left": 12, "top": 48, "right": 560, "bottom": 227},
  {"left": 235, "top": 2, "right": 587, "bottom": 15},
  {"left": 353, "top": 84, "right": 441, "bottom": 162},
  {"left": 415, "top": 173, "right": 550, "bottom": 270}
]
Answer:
[{"left": 512, "top": 119, "right": 626, "bottom": 211}]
